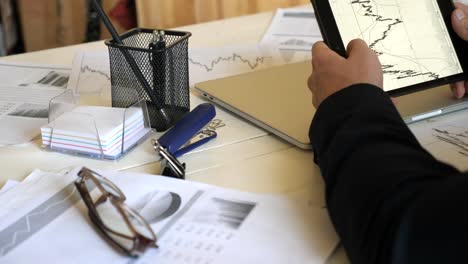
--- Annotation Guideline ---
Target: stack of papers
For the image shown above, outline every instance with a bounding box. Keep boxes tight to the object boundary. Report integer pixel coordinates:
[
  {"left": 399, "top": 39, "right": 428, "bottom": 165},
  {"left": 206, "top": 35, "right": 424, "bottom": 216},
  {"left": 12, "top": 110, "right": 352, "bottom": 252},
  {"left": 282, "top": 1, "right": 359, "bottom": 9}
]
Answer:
[
  {"left": 41, "top": 106, "right": 151, "bottom": 159},
  {"left": 0, "top": 167, "right": 338, "bottom": 263}
]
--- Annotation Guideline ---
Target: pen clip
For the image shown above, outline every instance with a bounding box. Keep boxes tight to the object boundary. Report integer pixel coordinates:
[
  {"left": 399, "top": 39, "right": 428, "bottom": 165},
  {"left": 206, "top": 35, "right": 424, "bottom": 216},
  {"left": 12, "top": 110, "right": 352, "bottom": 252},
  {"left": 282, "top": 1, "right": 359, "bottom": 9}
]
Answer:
[
  {"left": 158, "top": 30, "right": 166, "bottom": 43},
  {"left": 152, "top": 30, "right": 159, "bottom": 45}
]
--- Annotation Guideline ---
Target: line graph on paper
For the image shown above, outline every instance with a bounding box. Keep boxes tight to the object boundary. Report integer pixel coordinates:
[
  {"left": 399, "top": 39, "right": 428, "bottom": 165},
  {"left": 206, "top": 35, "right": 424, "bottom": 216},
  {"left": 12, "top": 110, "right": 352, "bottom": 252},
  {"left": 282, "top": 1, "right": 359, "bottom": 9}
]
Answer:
[
  {"left": 0, "top": 183, "right": 80, "bottom": 257},
  {"left": 68, "top": 51, "right": 112, "bottom": 94},
  {"left": 432, "top": 127, "right": 468, "bottom": 157},
  {"left": 188, "top": 45, "right": 303, "bottom": 86},
  {"left": 410, "top": 110, "right": 468, "bottom": 171},
  {"left": 189, "top": 53, "right": 273, "bottom": 72},
  {"left": 329, "top": 0, "right": 463, "bottom": 92}
]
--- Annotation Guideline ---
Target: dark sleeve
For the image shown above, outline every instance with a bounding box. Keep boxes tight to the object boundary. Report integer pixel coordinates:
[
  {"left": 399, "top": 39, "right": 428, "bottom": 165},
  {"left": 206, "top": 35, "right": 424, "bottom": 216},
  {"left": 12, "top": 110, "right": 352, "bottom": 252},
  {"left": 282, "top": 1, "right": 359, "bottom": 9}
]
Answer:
[{"left": 310, "top": 84, "right": 468, "bottom": 264}]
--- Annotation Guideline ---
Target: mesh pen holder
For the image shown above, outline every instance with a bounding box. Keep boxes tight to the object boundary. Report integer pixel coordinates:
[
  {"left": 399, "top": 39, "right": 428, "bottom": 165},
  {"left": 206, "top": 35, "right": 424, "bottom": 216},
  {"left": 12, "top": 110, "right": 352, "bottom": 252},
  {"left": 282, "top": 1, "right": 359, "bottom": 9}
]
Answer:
[{"left": 105, "top": 28, "right": 191, "bottom": 132}]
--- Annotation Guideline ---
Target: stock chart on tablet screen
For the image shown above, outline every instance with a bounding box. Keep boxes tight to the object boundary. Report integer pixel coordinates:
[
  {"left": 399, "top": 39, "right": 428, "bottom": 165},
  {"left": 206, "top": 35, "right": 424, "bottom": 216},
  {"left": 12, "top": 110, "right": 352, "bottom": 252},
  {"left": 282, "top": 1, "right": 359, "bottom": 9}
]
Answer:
[{"left": 329, "top": 0, "right": 463, "bottom": 92}]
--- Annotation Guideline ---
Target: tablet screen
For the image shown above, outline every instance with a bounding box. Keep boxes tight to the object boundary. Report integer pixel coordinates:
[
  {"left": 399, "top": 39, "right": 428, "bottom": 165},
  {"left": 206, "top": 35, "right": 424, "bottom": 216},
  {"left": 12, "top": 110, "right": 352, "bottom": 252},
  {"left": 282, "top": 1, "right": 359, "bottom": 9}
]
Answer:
[{"left": 328, "top": 0, "right": 464, "bottom": 92}]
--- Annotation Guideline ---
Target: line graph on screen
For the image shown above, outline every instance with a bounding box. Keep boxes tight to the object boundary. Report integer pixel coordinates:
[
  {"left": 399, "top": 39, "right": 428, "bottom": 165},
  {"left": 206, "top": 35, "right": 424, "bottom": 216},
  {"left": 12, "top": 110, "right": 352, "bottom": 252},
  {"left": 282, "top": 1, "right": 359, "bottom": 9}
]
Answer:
[{"left": 330, "top": 0, "right": 463, "bottom": 91}]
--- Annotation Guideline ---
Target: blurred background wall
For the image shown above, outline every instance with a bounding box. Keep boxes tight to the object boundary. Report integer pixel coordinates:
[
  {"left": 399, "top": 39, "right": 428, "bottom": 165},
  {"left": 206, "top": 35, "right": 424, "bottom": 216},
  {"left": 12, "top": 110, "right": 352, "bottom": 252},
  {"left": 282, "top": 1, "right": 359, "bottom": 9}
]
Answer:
[
  {"left": 0, "top": 0, "right": 309, "bottom": 55},
  {"left": 136, "top": 0, "right": 310, "bottom": 29}
]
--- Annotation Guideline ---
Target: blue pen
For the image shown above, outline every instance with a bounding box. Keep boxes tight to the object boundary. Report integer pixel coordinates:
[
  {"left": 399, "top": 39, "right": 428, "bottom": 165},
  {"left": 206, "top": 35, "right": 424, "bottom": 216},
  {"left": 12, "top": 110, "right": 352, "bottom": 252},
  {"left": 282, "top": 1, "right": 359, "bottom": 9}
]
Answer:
[{"left": 153, "top": 103, "right": 217, "bottom": 179}]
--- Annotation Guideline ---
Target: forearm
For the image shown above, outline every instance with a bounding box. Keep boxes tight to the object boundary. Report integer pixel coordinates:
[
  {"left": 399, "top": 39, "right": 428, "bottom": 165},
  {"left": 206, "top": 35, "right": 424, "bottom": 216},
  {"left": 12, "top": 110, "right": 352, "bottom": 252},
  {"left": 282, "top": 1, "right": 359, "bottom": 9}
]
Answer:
[{"left": 310, "top": 84, "right": 459, "bottom": 263}]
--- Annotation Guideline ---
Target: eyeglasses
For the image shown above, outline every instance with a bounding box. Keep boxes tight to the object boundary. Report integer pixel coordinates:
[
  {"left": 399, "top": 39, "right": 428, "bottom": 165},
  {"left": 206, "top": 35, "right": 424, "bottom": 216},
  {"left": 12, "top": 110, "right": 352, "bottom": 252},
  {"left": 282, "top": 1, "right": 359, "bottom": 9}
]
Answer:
[{"left": 75, "top": 167, "right": 158, "bottom": 257}]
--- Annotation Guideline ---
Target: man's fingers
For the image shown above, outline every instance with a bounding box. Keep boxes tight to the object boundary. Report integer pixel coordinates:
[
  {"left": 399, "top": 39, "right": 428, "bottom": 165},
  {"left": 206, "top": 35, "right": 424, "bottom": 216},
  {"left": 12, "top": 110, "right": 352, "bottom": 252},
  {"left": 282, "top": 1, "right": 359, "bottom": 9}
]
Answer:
[
  {"left": 307, "top": 74, "right": 314, "bottom": 92},
  {"left": 464, "top": 81, "right": 468, "bottom": 98},
  {"left": 454, "top": 2, "right": 468, "bottom": 14},
  {"left": 308, "top": 73, "right": 320, "bottom": 108},
  {"left": 451, "top": 81, "right": 466, "bottom": 99},
  {"left": 312, "top": 41, "right": 344, "bottom": 69},
  {"left": 347, "top": 38, "right": 381, "bottom": 64},
  {"left": 312, "top": 41, "right": 332, "bottom": 55},
  {"left": 452, "top": 4, "right": 468, "bottom": 41},
  {"left": 346, "top": 39, "right": 372, "bottom": 59},
  {"left": 346, "top": 38, "right": 383, "bottom": 88}
]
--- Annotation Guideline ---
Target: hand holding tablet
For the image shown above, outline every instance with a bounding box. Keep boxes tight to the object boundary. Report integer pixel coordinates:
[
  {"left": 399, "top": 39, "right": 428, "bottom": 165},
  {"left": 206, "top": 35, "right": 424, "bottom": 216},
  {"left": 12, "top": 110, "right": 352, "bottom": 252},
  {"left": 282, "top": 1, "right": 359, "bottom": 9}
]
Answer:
[
  {"left": 311, "top": 0, "right": 468, "bottom": 96},
  {"left": 308, "top": 39, "right": 383, "bottom": 108}
]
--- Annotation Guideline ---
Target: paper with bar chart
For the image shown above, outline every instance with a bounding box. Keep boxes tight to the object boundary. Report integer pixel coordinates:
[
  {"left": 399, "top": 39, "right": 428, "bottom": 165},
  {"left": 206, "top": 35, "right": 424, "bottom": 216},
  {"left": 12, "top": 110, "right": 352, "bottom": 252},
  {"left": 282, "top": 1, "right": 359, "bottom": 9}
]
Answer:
[
  {"left": 0, "top": 168, "right": 338, "bottom": 264},
  {"left": 329, "top": 0, "right": 463, "bottom": 91},
  {"left": 261, "top": 8, "right": 322, "bottom": 52},
  {"left": 0, "top": 62, "right": 71, "bottom": 145}
]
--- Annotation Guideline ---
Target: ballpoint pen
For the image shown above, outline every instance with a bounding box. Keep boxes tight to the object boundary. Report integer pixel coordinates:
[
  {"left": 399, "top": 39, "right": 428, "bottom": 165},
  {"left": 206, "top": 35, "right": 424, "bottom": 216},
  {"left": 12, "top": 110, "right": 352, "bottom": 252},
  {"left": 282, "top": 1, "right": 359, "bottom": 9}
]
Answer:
[{"left": 153, "top": 103, "right": 217, "bottom": 179}]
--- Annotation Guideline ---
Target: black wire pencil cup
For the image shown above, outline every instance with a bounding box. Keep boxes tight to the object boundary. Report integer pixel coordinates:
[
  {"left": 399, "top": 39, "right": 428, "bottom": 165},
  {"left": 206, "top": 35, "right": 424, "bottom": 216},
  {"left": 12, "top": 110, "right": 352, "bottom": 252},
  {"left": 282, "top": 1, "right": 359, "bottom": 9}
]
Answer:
[{"left": 93, "top": 0, "right": 191, "bottom": 132}]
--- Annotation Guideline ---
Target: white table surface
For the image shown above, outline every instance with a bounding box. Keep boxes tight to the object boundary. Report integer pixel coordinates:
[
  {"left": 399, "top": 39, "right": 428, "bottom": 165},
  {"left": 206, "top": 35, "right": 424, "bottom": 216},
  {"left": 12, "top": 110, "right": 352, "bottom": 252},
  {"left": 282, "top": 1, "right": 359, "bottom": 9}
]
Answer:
[{"left": 0, "top": 10, "right": 352, "bottom": 263}]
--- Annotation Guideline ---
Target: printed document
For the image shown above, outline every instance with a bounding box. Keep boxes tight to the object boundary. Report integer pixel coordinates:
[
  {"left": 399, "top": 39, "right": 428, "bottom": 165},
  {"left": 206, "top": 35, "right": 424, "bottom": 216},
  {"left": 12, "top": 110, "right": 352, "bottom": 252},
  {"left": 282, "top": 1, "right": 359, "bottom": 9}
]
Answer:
[
  {"left": 261, "top": 8, "right": 322, "bottom": 51},
  {"left": 0, "top": 61, "right": 71, "bottom": 145},
  {"left": 410, "top": 109, "right": 468, "bottom": 171},
  {"left": 67, "top": 51, "right": 111, "bottom": 95},
  {"left": 189, "top": 44, "right": 309, "bottom": 86},
  {"left": 0, "top": 167, "right": 338, "bottom": 264}
]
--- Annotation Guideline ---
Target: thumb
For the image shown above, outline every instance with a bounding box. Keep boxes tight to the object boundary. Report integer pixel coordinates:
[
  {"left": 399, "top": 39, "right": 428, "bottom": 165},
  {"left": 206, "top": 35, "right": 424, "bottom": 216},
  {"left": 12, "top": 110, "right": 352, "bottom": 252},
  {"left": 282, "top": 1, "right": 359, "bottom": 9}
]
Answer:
[
  {"left": 346, "top": 39, "right": 372, "bottom": 60},
  {"left": 452, "top": 4, "right": 468, "bottom": 41},
  {"left": 311, "top": 41, "right": 344, "bottom": 69}
]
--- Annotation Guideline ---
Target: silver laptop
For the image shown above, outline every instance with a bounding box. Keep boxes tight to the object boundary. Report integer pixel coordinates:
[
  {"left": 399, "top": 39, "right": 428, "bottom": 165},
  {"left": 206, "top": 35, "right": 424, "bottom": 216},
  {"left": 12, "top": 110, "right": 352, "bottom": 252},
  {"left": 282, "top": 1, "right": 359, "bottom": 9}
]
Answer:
[{"left": 194, "top": 61, "right": 468, "bottom": 149}]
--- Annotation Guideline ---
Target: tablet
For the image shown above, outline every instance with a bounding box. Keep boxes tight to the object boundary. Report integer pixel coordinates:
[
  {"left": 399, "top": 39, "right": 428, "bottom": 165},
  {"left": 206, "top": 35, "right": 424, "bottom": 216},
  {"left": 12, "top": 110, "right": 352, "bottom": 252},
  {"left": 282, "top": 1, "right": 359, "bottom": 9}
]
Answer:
[{"left": 311, "top": 0, "right": 468, "bottom": 96}]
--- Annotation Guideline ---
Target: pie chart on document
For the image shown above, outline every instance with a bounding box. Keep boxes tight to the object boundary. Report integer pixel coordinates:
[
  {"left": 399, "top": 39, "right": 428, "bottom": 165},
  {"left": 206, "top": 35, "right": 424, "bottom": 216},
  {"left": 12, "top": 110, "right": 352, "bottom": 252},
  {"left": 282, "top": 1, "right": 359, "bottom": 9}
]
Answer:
[{"left": 132, "top": 191, "right": 182, "bottom": 224}]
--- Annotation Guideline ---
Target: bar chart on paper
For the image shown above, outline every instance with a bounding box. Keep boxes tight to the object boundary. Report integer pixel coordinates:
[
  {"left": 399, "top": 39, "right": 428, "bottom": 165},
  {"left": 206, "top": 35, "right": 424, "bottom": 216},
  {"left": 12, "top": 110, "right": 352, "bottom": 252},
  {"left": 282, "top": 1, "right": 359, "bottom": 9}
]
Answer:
[
  {"left": 139, "top": 194, "right": 257, "bottom": 264},
  {"left": 260, "top": 8, "right": 322, "bottom": 52},
  {"left": 0, "top": 169, "right": 339, "bottom": 264},
  {"left": 329, "top": 0, "right": 463, "bottom": 92}
]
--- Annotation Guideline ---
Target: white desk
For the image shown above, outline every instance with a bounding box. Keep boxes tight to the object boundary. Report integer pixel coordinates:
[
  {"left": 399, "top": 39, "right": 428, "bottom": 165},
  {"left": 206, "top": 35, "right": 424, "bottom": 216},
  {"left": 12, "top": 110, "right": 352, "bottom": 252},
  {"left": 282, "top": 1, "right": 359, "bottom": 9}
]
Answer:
[{"left": 0, "top": 11, "right": 349, "bottom": 264}]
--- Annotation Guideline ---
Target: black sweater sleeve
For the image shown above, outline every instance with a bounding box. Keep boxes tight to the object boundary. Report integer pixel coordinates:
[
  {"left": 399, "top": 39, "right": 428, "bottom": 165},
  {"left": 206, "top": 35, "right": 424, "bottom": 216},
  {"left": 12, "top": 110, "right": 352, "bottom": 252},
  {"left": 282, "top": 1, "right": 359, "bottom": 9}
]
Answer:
[{"left": 310, "top": 84, "right": 468, "bottom": 264}]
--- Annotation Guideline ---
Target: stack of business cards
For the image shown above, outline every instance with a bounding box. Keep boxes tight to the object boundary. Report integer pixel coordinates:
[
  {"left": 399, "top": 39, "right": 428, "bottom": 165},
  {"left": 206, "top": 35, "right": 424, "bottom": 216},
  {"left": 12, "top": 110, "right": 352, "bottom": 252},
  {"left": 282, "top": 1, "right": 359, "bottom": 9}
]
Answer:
[{"left": 41, "top": 106, "right": 151, "bottom": 159}]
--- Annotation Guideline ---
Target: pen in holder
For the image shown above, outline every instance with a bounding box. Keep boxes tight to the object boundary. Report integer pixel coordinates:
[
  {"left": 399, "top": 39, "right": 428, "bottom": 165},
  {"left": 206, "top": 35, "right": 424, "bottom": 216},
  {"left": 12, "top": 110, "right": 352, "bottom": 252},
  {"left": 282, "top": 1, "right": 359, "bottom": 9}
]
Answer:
[{"left": 149, "top": 30, "right": 166, "bottom": 109}]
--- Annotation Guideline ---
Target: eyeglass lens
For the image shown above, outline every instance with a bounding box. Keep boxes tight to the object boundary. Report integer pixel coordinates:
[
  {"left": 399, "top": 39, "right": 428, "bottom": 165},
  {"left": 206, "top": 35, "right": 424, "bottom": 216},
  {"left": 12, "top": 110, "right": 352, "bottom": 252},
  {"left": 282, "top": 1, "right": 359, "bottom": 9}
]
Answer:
[{"left": 78, "top": 168, "right": 157, "bottom": 255}]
